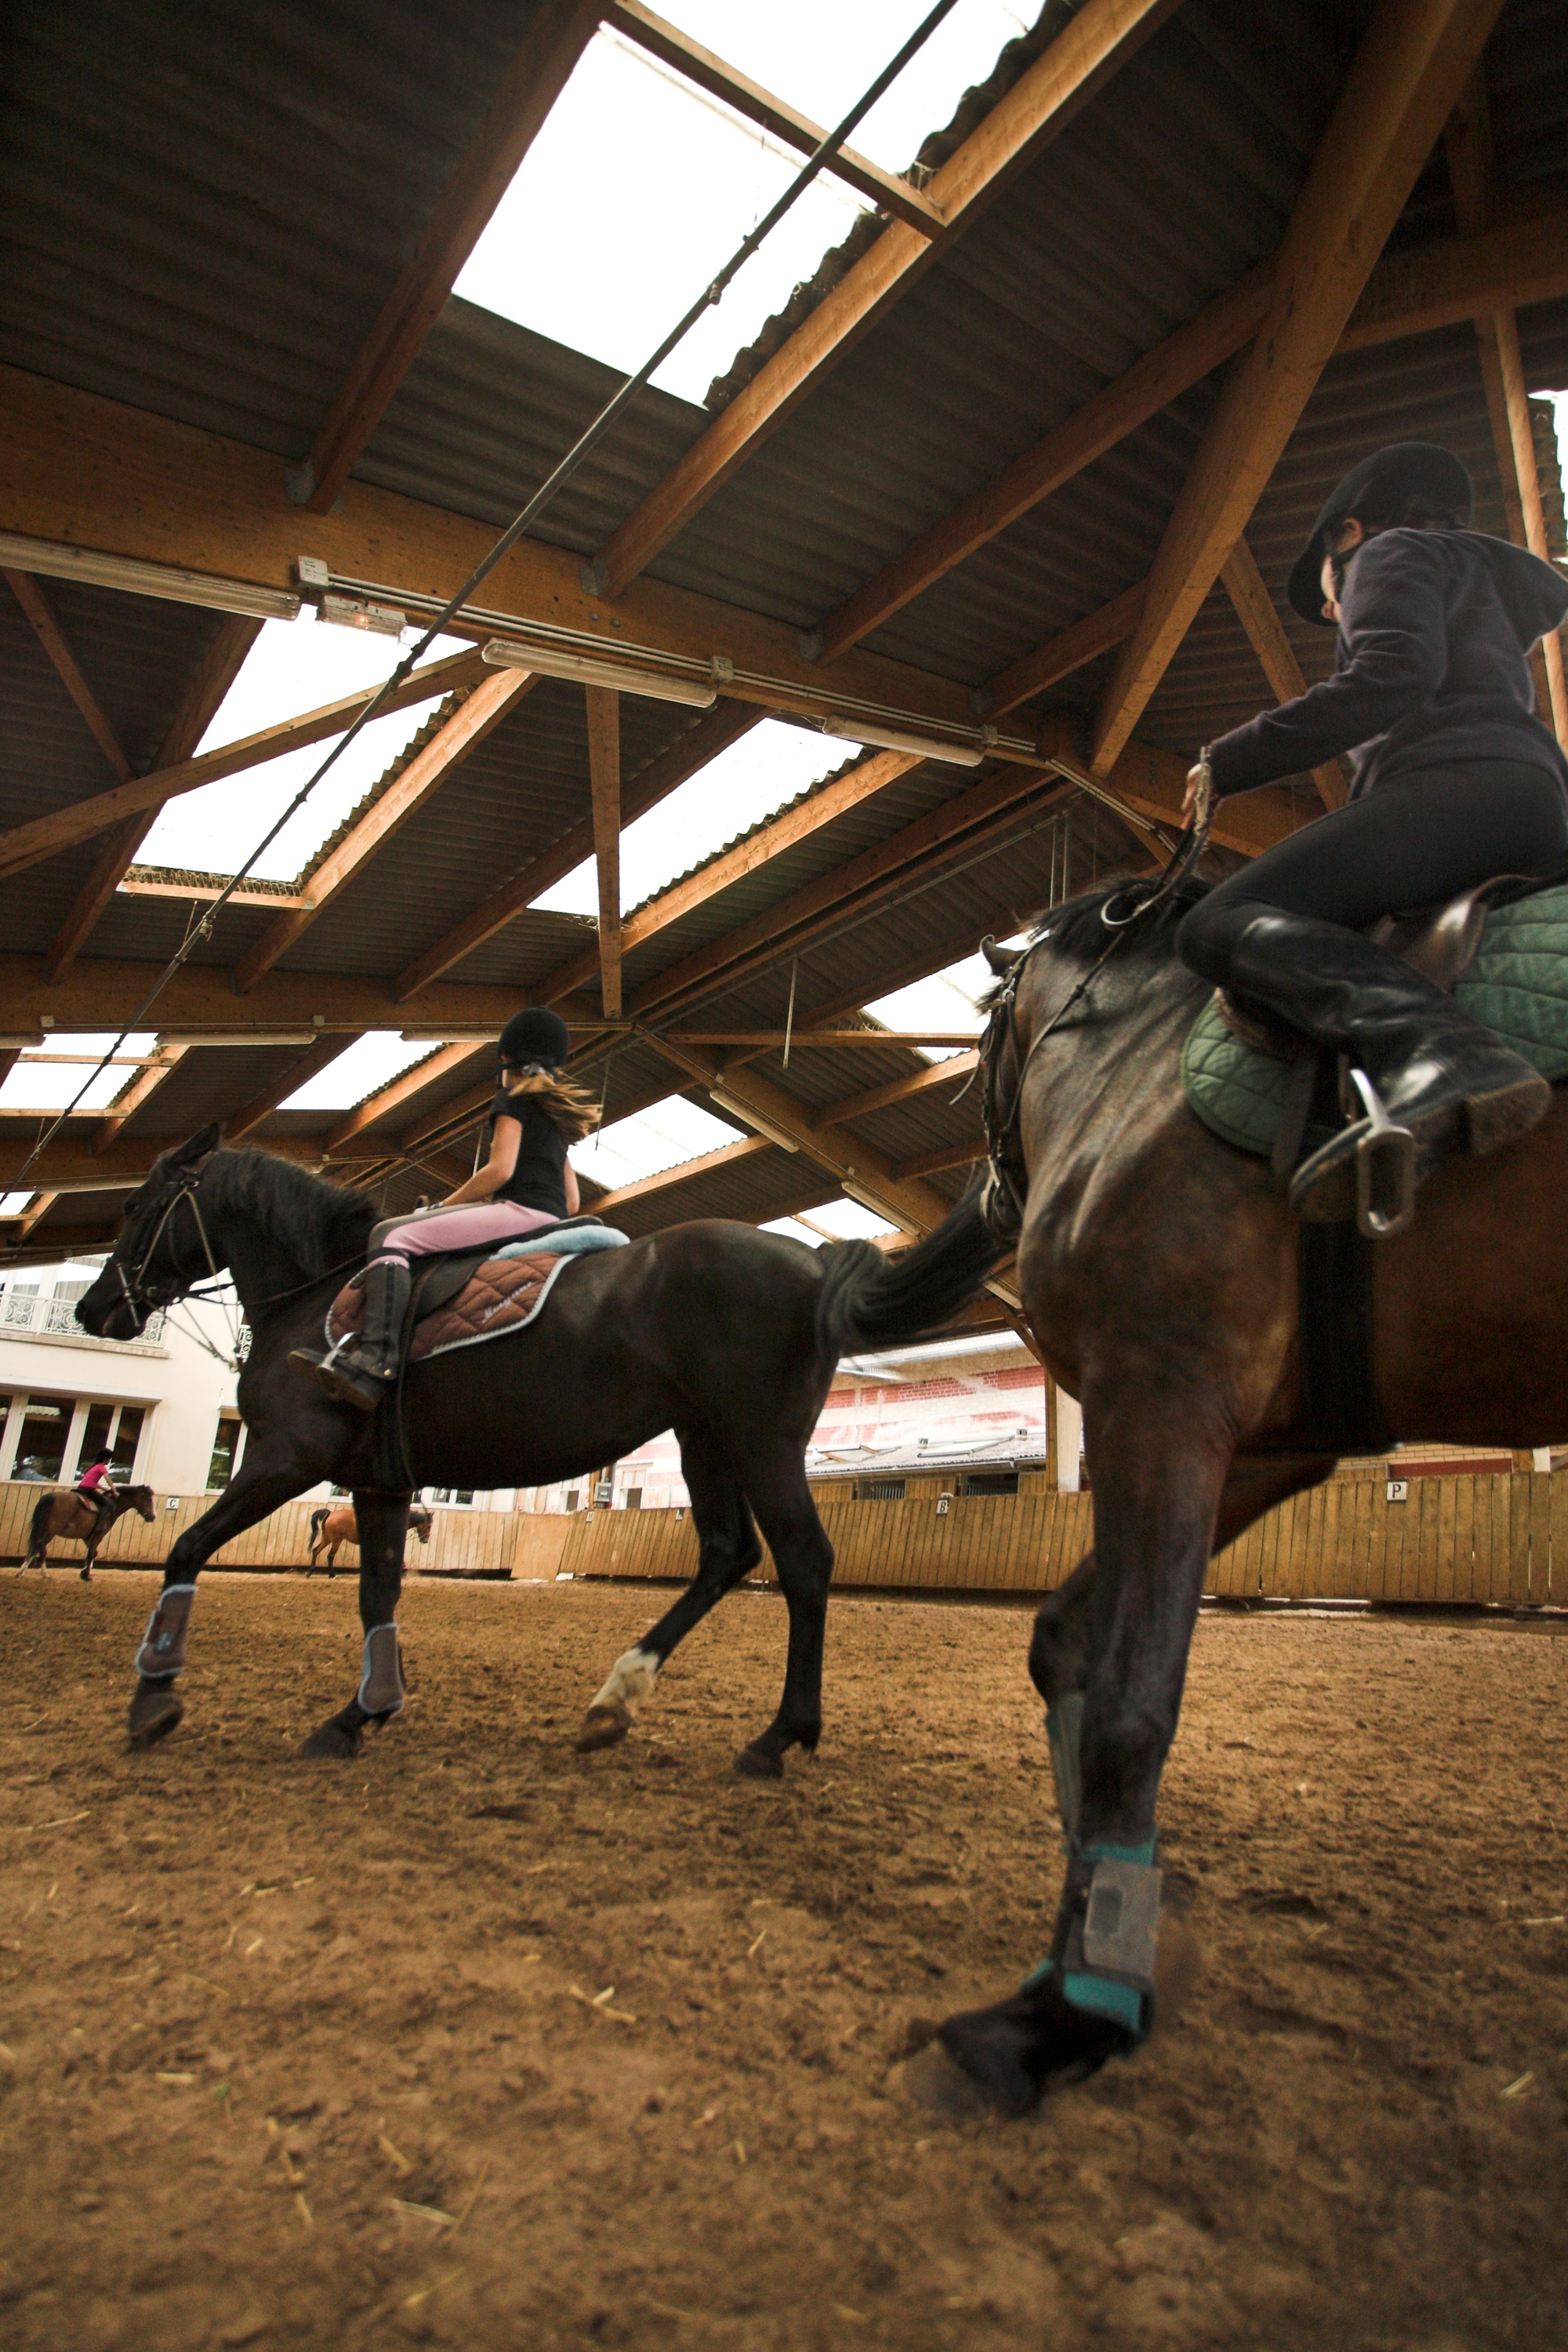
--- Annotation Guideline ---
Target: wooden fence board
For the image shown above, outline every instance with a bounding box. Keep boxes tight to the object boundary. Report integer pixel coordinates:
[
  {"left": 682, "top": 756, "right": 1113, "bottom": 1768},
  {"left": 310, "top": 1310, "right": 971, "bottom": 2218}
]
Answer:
[
  {"left": 1552, "top": 1474, "right": 1568, "bottom": 1606},
  {"left": 1530, "top": 1472, "right": 1552, "bottom": 1605},
  {"left": 1509, "top": 1473, "right": 1533, "bottom": 1602}
]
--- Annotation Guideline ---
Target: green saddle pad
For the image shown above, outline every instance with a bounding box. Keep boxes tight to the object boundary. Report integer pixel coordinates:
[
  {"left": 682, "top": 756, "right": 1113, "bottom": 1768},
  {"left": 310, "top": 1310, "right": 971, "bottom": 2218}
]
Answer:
[{"left": 1181, "top": 881, "right": 1568, "bottom": 1159}]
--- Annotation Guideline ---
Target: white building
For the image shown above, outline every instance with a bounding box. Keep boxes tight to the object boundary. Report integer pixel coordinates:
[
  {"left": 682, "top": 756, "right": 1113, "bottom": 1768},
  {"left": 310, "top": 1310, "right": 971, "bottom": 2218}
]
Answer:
[{"left": 0, "top": 1258, "right": 243, "bottom": 1497}]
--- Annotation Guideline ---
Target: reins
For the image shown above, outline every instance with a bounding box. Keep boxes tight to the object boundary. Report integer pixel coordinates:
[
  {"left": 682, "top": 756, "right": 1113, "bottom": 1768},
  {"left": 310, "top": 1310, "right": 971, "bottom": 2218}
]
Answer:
[{"left": 978, "top": 759, "right": 1214, "bottom": 1232}]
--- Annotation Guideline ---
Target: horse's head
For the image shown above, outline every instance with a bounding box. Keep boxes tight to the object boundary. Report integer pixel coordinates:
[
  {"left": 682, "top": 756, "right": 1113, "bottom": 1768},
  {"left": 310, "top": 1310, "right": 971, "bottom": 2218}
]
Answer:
[
  {"left": 412, "top": 1509, "right": 431, "bottom": 1544},
  {"left": 76, "top": 1125, "right": 223, "bottom": 1341},
  {"left": 125, "top": 1486, "right": 158, "bottom": 1524}
]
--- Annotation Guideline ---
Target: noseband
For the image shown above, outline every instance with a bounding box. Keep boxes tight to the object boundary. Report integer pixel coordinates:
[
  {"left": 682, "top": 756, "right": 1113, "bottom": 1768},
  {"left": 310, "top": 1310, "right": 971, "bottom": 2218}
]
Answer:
[{"left": 111, "top": 1157, "right": 226, "bottom": 1331}]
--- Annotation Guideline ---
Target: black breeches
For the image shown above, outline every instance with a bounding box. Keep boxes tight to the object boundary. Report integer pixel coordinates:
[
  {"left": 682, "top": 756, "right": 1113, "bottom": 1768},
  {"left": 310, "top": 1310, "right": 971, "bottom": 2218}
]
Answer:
[{"left": 1178, "top": 761, "right": 1568, "bottom": 985}]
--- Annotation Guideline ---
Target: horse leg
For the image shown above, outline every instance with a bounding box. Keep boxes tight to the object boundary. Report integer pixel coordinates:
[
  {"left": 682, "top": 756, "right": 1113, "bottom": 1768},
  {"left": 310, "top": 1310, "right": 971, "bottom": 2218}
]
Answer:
[
  {"left": 733, "top": 1450, "right": 834, "bottom": 1782},
  {"left": 937, "top": 1399, "right": 1235, "bottom": 2113},
  {"left": 127, "top": 1443, "right": 334, "bottom": 1750},
  {"left": 301, "top": 1492, "right": 409, "bottom": 1759},
  {"left": 80, "top": 1533, "right": 96, "bottom": 1584},
  {"left": 575, "top": 1430, "right": 760, "bottom": 1753}
]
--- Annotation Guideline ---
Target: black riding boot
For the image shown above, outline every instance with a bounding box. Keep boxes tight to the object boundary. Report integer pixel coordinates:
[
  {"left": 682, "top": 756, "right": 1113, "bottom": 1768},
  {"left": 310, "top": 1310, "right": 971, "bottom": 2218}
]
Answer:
[
  {"left": 1228, "top": 911, "right": 1551, "bottom": 1218},
  {"left": 289, "top": 1258, "right": 411, "bottom": 1413}
]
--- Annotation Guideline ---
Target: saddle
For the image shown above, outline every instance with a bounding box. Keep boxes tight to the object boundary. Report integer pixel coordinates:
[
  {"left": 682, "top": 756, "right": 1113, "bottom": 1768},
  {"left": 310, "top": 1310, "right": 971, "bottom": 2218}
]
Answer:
[
  {"left": 1192, "top": 872, "right": 1568, "bottom": 1234},
  {"left": 365, "top": 1210, "right": 607, "bottom": 1323}
]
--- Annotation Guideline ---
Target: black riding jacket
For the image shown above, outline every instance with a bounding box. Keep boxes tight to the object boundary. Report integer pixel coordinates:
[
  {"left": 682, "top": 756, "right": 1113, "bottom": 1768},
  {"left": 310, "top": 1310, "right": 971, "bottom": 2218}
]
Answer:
[{"left": 1207, "top": 529, "right": 1568, "bottom": 802}]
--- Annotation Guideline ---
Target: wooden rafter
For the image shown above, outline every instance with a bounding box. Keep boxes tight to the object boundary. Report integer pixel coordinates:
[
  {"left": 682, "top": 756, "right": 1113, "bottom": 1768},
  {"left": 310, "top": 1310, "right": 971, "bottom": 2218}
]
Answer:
[
  {"left": 1091, "top": 0, "right": 1508, "bottom": 777},
  {"left": 892, "top": 1138, "right": 982, "bottom": 1181},
  {"left": 230, "top": 668, "right": 534, "bottom": 993},
  {"left": 91, "top": 1043, "right": 190, "bottom": 1155},
  {"left": 589, "top": 1132, "right": 771, "bottom": 1209},
  {"left": 293, "top": 0, "right": 601, "bottom": 514},
  {"left": 813, "top": 1051, "right": 979, "bottom": 1131},
  {"left": 1218, "top": 537, "right": 1346, "bottom": 810},
  {"left": 586, "top": 687, "right": 622, "bottom": 1018},
  {"left": 45, "top": 615, "right": 266, "bottom": 978},
  {"left": 590, "top": 0, "right": 1178, "bottom": 597},
  {"left": 0, "top": 953, "right": 575, "bottom": 1040},
  {"left": 4, "top": 568, "right": 133, "bottom": 781},
  {"left": 393, "top": 699, "right": 760, "bottom": 1000},
  {"left": 983, "top": 585, "right": 1147, "bottom": 720},
  {"left": 531, "top": 746, "right": 920, "bottom": 1007},
  {"left": 223, "top": 1036, "right": 365, "bottom": 1143},
  {"left": 605, "top": 2, "right": 944, "bottom": 236},
  {"left": 0, "top": 645, "right": 488, "bottom": 882},
  {"left": 1445, "top": 78, "right": 1568, "bottom": 749},
  {"left": 322, "top": 1044, "right": 488, "bottom": 1153}
]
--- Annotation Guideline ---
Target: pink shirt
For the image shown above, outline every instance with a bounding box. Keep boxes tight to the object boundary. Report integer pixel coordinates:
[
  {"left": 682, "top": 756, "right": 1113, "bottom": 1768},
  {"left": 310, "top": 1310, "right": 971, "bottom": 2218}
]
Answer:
[{"left": 78, "top": 1462, "right": 111, "bottom": 1493}]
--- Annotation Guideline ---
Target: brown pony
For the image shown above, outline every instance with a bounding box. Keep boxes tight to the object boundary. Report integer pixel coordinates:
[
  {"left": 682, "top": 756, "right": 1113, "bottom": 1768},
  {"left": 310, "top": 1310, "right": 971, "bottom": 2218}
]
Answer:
[
  {"left": 931, "top": 872, "right": 1568, "bottom": 2115},
  {"left": 307, "top": 1501, "right": 433, "bottom": 1577},
  {"left": 21, "top": 1485, "right": 157, "bottom": 1580}
]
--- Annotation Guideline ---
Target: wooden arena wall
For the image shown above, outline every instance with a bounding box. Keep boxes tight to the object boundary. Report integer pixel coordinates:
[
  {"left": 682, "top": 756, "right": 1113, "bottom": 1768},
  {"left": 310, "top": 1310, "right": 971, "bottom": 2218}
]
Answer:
[{"left": 1, "top": 1470, "right": 1561, "bottom": 1603}]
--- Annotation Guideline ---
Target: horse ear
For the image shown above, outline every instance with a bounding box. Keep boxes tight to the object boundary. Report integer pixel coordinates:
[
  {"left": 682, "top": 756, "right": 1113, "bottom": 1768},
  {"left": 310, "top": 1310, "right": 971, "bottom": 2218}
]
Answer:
[
  {"left": 981, "top": 935, "right": 1024, "bottom": 978},
  {"left": 176, "top": 1123, "right": 222, "bottom": 1164}
]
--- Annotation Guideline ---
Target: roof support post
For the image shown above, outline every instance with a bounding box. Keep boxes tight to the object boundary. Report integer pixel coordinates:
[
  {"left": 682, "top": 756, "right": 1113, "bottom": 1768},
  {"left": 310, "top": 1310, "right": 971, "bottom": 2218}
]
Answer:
[
  {"left": 1091, "top": 0, "right": 1508, "bottom": 777},
  {"left": 586, "top": 686, "right": 622, "bottom": 1018}
]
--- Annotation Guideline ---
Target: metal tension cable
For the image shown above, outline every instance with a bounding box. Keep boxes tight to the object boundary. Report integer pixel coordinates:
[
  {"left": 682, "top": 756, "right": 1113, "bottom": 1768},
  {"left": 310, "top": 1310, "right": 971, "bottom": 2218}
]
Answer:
[{"left": 11, "top": 0, "right": 961, "bottom": 1192}]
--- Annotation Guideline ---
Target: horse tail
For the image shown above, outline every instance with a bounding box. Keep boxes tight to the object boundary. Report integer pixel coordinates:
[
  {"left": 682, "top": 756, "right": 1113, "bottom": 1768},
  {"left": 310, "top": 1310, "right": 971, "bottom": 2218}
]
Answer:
[
  {"left": 309, "top": 1507, "right": 328, "bottom": 1540},
  {"left": 812, "top": 1186, "right": 1005, "bottom": 1363},
  {"left": 26, "top": 1493, "right": 54, "bottom": 1555}
]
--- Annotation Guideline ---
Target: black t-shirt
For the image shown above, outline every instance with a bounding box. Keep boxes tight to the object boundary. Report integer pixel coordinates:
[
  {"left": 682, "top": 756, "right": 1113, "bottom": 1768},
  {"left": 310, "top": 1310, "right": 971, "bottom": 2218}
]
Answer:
[{"left": 487, "top": 1088, "right": 568, "bottom": 1215}]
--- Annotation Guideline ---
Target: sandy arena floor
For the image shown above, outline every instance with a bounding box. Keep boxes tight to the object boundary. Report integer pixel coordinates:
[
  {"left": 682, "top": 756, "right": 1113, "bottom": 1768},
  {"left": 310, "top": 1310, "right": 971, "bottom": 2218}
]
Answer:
[{"left": 0, "top": 1569, "right": 1565, "bottom": 2352}]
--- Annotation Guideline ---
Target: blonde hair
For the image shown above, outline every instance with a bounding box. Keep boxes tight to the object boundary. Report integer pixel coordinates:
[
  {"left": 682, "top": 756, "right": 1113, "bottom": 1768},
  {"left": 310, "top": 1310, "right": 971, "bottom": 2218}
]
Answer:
[{"left": 500, "top": 1063, "right": 601, "bottom": 1143}]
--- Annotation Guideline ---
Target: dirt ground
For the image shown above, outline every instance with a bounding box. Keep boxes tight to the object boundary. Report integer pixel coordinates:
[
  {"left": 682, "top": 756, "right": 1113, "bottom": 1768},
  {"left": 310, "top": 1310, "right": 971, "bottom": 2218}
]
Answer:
[{"left": 1, "top": 1570, "right": 1566, "bottom": 2352}]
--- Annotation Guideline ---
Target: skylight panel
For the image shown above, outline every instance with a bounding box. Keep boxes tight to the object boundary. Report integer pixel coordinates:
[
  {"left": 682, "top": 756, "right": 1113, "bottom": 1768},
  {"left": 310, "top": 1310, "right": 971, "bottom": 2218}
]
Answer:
[
  {"left": 454, "top": 5, "right": 1032, "bottom": 405},
  {"left": 279, "top": 1035, "right": 435, "bottom": 1114},
  {"left": 572, "top": 1092, "right": 744, "bottom": 1189},
  {"left": 535, "top": 719, "right": 844, "bottom": 917},
  {"left": 137, "top": 610, "right": 464, "bottom": 881},
  {"left": 789, "top": 1197, "right": 898, "bottom": 1241},
  {"left": 864, "top": 935, "right": 1029, "bottom": 1058},
  {"left": 1, "top": 1033, "right": 158, "bottom": 1113}
]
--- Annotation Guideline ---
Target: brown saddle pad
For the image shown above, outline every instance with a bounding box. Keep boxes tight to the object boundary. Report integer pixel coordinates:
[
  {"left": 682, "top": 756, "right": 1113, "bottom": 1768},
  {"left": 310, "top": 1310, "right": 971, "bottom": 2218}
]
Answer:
[{"left": 326, "top": 1250, "right": 575, "bottom": 1365}]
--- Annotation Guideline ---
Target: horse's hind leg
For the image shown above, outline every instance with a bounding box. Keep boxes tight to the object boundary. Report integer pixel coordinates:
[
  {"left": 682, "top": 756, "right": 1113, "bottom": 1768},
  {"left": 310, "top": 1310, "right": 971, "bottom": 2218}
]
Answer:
[
  {"left": 733, "top": 1449, "right": 833, "bottom": 1781},
  {"left": 301, "top": 1492, "right": 409, "bottom": 1759},
  {"left": 575, "top": 1428, "right": 760, "bottom": 1753}
]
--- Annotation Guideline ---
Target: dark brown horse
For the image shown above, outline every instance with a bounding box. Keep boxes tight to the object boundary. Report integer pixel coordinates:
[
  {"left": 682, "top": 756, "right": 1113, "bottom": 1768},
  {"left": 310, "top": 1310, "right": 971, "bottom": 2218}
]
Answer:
[
  {"left": 933, "top": 873, "right": 1568, "bottom": 2114},
  {"left": 307, "top": 1501, "right": 432, "bottom": 1577},
  {"left": 21, "top": 1484, "right": 156, "bottom": 1579},
  {"left": 74, "top": 1127, "right": 1000, "bottom": 1766}
]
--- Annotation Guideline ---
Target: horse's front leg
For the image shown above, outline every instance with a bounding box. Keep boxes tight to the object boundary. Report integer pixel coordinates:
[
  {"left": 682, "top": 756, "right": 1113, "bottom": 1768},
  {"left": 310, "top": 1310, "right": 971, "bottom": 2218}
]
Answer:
[
  {"left": 937, "top": 1396, "right": 1232, "bottom": 2113},
  {"left": 301, "top": 1492, "right": 409, "bottom": 1759},
  {"left": 127, "top": 1443, "right": 333, "bottom": 1750}
]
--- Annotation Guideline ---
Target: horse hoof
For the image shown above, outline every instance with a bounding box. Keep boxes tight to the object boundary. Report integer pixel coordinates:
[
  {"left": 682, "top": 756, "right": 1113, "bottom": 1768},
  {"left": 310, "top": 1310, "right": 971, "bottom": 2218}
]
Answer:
[
  {"left": 126, "top": 1684, "right": 184, "bottom": 1750},
  {"left": 733, "top": 1741, "right": 784, "bottom": 1780},
  {"left": 936, "top": 1980, "right": 1123, "bottom": 2118},
  {"left": 893, "top": 2038, "right": 995, "bottom": 2123},
  {"left": 574, "top": 1700, "right": 632, "bottom": 1753},
  {"left": 300, "top": 1715, "right": 364, "bottom": 1760},
  {"left": 79, "top": 1568, "right": 91, "bottom": 1583}
]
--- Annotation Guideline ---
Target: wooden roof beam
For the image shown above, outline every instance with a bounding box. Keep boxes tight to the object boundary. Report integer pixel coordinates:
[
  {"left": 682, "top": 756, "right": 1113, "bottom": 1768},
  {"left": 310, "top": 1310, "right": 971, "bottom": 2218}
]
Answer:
[
  {"left": 586, "top": 686, "right": 622, "bottom": 1018},
  {"left": 91, "top": 1042, "right": 191, "bottom": 1155},
  {"left": 230, "top": 668, "right": 533, "bottom": 993},
  {"left": 321, "top": 1043, "right": 489, "bottom": 1153},
  {"left": 0, "top": 646, "right": 488, "bottom": 882},
  {"left": 589, "top": 1131, "right": 771, "bottom": 1210},
  {"left": 892, "top": 1138, "right": 983, "bottom": 1181},
  {"left": 814, "top": 1051, "right": 979, "bottom": 1130},
  {"left": 292, "top": 0, "right": 601, "bottom": 515},
  {"left": 393, "top": 698, "right": 760, "bottom": 1000},
  {"left": 3, "top": 568, "right": 134, "bottom": 782},
  {"left": 223, "top": 1035, "right": 366, "bottom": 1144},
  {"left": 45, "top": 615, "right": 265, "bottom": 977},
  {"left": 604, "top": 2, "right": 944, "bottom": 236},
  {"left": 1218, "top": 537, "right": 1347, "bottom": 809},
  {"left": 1091, "top": 0, "right": 1507, "bottom": 776},
  {"left": 530, "top": 746, "right": 920, "bottom": 1007},
  {"left": 590, "top": 0, "right": 1178, "bottom": 597}
]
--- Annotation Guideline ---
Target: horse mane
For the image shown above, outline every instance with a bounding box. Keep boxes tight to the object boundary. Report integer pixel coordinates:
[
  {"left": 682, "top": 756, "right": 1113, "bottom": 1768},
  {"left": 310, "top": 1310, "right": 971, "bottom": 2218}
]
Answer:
[
  {"left": 980, "top": 873, "right": 1214, "bottom": 1002},
  {"left": 212, "top": 1148, "right": 375, "bottom": 1277}
]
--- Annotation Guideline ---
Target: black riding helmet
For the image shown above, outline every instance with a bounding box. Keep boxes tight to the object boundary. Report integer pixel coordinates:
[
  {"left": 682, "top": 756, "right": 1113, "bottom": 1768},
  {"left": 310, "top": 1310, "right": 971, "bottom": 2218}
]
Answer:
[
  {"left": 498, "top": 1007, "right": 570, "bottom": 1070},
  {"left": 1286, "top": 441, "right": 1475, "bottom": 625}
]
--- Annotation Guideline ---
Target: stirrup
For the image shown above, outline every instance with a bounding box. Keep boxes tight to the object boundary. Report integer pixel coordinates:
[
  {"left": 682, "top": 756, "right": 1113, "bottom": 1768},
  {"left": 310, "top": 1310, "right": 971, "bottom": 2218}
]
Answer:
[{"left": 1287, "top": 1065, "right": 1416, "bottom": 1240}]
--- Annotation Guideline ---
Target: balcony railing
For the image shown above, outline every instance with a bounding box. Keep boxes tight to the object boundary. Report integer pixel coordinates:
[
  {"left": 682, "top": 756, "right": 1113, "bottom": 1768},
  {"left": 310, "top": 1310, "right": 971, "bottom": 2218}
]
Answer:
[{"left": 0, "top": 1292, "right": 163, "bottom": 1344}]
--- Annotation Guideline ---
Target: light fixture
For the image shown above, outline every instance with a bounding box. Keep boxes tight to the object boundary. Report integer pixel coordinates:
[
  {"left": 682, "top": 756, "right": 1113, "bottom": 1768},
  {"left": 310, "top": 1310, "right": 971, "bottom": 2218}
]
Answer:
[
  {"left": 148, "top": 1031, "right": 325, "bottom": 1048},
  {"left": 706, "top": 1089, "right": 800, "bottom": 1152},
  {"left": 320, "top": 591, "right": 406, "bottom": 637},
  {"left": 483, "top": 637, "right": 719, "bottom": 707},
  {"left": 823, "top": 719, "right": 989, "bottom": 768},
  {"left": 0, "top": 532, "right": 300, "bottom": 622},
  {"left": 841, "top": 1178, "right": 902, "bottom": 1222}
]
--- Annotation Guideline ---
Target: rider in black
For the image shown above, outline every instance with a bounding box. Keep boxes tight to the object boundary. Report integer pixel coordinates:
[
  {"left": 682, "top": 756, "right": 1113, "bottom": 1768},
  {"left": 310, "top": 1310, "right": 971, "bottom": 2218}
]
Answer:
[
  {"left": 1176, "top": 441, "right": 1568, "bottom": 1213},
  {"left": 291, "top": 1008, "right": 597, "bottom": 1410}
]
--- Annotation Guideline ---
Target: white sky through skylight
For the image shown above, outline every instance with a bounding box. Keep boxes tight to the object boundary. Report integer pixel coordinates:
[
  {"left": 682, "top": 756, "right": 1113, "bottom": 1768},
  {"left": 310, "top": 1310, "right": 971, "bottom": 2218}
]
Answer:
[
  {"left": 535, "top": 718, "right": 844, "bottom": 916},
  {"left": 456, "top": 4, "right": 1031, "bottom": 404},
  {"left": 571, "top": 1093, "right": 742, "bottom": 1191},
  {"left": 281, "top": 1034, "right": 436, "bottom": 1114},
  {"left": 0, "top": 1035, "right": 158, "bottom": 1114},
  {"left": 138, "top": 611, "right": 465, "bottom": 880}
]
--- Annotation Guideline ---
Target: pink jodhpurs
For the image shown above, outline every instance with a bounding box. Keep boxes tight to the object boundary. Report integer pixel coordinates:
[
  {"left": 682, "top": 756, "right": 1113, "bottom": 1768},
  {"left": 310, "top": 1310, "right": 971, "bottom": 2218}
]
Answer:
[{"left": 369, "top": 1200, "right": 560, "bottom": 1269}]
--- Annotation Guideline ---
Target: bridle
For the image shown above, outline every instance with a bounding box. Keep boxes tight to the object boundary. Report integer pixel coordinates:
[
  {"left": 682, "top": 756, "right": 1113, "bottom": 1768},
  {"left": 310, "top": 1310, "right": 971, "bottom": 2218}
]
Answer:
[
  {"left": 975, "top": 761, "right": 1214, "bottom": 1240},
  {"left": 107, "top": 1153, "right": 243, "bottom": 1361}
]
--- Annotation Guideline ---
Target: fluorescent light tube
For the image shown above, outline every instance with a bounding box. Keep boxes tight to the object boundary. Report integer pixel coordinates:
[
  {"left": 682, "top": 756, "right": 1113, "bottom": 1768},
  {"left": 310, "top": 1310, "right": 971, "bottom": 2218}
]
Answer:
[
  {"left": 0, "top": 533, "right": 301, "bottom": 622},
  {"left": 707, "top": 1089, "right": 800, "bottom": 1152},
  {"left": 483, "top": 637, "right": 717, "bottom": 707},
  {"left": 823, "top": 719, "right": 985, "bottom": 768}
]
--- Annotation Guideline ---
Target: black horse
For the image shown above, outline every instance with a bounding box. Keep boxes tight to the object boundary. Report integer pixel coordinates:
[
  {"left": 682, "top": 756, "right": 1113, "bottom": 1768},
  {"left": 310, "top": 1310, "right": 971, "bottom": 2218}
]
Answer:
[{"left": 75, "top": 1127, "right": 1000, "bottom": 1766}]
